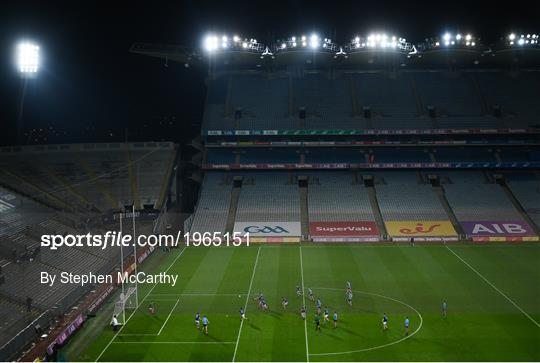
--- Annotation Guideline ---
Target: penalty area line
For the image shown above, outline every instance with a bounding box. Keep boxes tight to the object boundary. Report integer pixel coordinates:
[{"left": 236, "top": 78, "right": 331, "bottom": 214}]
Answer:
[
  {"left": 95, "top": 247, "right": 188, "bottom": 362},
  {"left": 158, "top": 298, "right": 180, "bottom": 335},
  {"left": 112, "top": 341, "right": 236, "bottom": 344},
  {"left": 446, "top": 245, "right": 540, "bottom": 329}
]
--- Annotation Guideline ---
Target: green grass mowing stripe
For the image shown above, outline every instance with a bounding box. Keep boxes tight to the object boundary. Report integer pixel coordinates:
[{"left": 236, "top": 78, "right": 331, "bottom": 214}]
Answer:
[
  {"left": 232, "top": 246, "right": 261, "bottom": 362},
  {"left": 300, "top": 245, "right": 310, "bottom": 362},
  {"left": 445, "top": 245, "right": 540, "bottom": 328},
  {"left": 95, "top": 246, "right": 188, "bottom": 362}
]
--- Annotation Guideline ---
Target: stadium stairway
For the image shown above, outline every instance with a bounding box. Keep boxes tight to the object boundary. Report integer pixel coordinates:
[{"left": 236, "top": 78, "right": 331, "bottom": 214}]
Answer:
[
  {"left": 43, "top": 168, "right": 100, "bottom": 213},
  {"left": 498, "top": 179, "right": 540, "bottom": 234},
  {"left": 225, "top": 177, "right": 242, "bottom": 234},
  {"left": 156, "top": 149, "right": 177, "bottom": 210},
  {"left": 433, "top": 186, "right": 465, "bottom": 236},
  {"left": 0, "top": 170, "right": 73, "bottom": 212},
  {"left": 366, "top": 185, "right": 387, "bottom": 238},
  {"left": 299, "top": 178, "right": 309, "bottom": 239},
  {"left": 126, "top": 149, "right": 142, "bottom": 210},
  {"left": 80, "top": 160, "right": 118, "bottom": 209}
]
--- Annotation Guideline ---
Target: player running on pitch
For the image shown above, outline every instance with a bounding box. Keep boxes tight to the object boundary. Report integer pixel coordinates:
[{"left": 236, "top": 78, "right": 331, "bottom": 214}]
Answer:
[
  {"left": 404, "top": 316, "right": 410, "bottom": 336},
  {"left": 323, "top": 307, "right": 330, "bottom": 323},
  {"left": 308, "top": 288, "right": 315, "bottom": 301},
  {"left": 382, "top": 313, "right": 388, "bottom": 330},
  {"left": 296, "top": 285, "right": 302, "bottom": 297},
  {"left": 333, "top": 311, "right": 338, "bottom": 328},
  {"left": 240, "top": 307, "right": 247, "bottom": 320},
  {"left": 195, "top": 312, "right": 200, "bottom": 330},
  {"left": 442, "top": 300, "right": 447, "bottom": 318},
  {"left": 314, "top": 313, "right": 321, "bottom": 331},
  {"left": 346, "top": 290, "right": 353, "bottom": 306},
  {"left": 202, "top": 315, "right": 209, "bottom": 335},
  {"left": 148, "top": 302, "right": 155, "bottom": 315},
  {"left": 316, "top": 298, "right": 322, "bottom": 314},
  {"left": 282, "top": 297, "right": 289, "bottom": 310},
  {"left": 300, "top": 306, "right": 306, "bottom": 320},
  {"left": 346, "top": 281, "right": 352, "bottom": 290}
]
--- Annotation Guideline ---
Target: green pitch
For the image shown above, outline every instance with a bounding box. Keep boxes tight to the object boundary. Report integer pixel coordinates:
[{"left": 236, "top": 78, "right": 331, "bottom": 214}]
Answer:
[{"left": 67, "top": 244, "right": 540, "bottom": 361}]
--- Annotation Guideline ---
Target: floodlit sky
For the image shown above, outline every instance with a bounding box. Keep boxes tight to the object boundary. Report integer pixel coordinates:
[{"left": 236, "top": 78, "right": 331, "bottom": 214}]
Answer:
[{"left": 0, "top": 0, "right": 536, "bottom": 145}]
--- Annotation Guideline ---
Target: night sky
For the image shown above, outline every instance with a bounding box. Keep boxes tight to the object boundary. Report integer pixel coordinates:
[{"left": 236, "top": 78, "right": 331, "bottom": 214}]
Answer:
[{"left": 0, "top": 0, "right": 536, "bottom": 146}]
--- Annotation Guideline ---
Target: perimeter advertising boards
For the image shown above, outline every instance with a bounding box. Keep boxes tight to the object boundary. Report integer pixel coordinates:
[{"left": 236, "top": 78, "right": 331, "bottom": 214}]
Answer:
[
  {"left": 461, "top": 221, "right": 539, "bottom": 241},
  {"left": 385, "top": 220, "right": 458, "bottom": 241},
  {"left": 233, "top": 222, "right": 301, "bottom": 237},
  {"left": 309, "top": 221, "right": 380, "bottom": 242}
]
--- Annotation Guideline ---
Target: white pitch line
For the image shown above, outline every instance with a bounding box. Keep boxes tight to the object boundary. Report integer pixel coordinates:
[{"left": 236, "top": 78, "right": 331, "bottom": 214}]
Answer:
[
  {"left": 112, "top": 341, "right": 236, "bottom": 344},
  {"left": 232, "top": 246, "right": 261, "bottom": 362},
  {"left": 150, "top": 293, "right": 245, "bottom": 297},
  {"left": 308, "top": 288, "right": 423, "bottom": 356},
  {"left": 446, "top": 245, "right": 540, "bottom": 328},
  {"left": 299, "top": 245, "right": 310, "bottom": 362},
  {"left": 158, "top": 298, "right": 180, "bottom": 335},
  {"left": 95, "top": 247, "right": 188, "bottom": 362}
]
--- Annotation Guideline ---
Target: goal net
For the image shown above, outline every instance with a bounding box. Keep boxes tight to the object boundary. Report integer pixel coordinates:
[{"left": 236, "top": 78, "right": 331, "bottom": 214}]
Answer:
[{"left": 113, "top": 286, "right": 138, "bottom": 324}]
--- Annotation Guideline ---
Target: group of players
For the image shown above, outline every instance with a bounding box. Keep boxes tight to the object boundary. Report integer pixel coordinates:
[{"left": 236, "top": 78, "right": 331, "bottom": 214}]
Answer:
[{"left": 188, "top": 282, "right": 449, "bottom": 336}]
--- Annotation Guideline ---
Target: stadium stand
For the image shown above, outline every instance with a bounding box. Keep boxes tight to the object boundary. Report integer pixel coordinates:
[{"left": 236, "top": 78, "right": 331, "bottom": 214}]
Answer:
[
  {"left": 475, "top": 71, "right": 540, "bottom": 128},
  {"left": 235, "top": 172, "right": 300, "bottom": 222},
  {"left": 0, "top": 143, "right": 175, "bottom": 213},
  {"left": 506, "top": 175, "right": 540, "bottom": 227},
  {"left": 373, "top": 171, "right": 449, "bottom": 221},
  {"left": 432, "top": 147, "right": 497, "bottom": 162},
  {"left": 442, "top": 171, "right": 523, "bottom": 221},
  {"left": 200, "top": 71, "right": 540, "bottom": 132},
  {"left": 304, "top": 149, "right": 365, "bottom": 163},
  {"left": 189, "top": 172, "right": 232, "bottom": 234},
  {"left": 307, "top": 172, "right": 375, "bottom": 222}
]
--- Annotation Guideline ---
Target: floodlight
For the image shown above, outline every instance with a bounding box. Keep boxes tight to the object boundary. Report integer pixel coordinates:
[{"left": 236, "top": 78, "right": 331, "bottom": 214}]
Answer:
[
  {"left": 309, "top": 34, "right": 320, "bottom": 49},
  {"left": 518, "top": 38, "right": 525, "bottom": 45},
  {"left": 443, "top": 33, "right": 451, "bottom": 41},
  {"left": 17, "top": 41, "right": 40, "bottom": 74},
  {"left": 242, "top": 42, "right": 248, "bottom": 48},
  {"left": 233, "top": 35, "right": 240, "bottom": 42},
  {"left": 281, "top": 43, "right": 287, "bottom": 49},
  {"left": 456, "top": 34, "right": 462, "bottom": 40},
  {"left": 203, "top": 35, "right": 218, "bottom": 51},
  {"left": 509, "top": 33, "right": 516, "bottom": 40}
]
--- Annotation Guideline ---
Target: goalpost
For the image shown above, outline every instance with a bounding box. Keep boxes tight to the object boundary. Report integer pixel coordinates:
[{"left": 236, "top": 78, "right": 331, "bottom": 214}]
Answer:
[{"left": 115, "top": 206, "right": 140, "bottom": 324}]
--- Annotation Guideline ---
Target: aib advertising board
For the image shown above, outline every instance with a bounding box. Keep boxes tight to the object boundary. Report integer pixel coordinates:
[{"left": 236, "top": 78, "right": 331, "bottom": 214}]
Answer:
[{"left": 461, "top": 221, "right": 536, "bottom": 237}]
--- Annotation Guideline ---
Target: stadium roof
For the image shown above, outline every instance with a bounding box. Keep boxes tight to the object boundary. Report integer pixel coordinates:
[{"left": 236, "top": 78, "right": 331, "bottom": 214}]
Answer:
[{"left": 130, "top": 31, "right": 540, "bottom": 69}]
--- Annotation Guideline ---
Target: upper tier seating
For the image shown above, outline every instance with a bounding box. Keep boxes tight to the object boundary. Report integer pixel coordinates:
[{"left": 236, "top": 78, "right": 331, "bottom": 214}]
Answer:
[
  {"left": 189, "top": 172, "right": 232, "bottom": 234},
  {"left": 235, "top": 173, "right": 299, "bottom": 222},
  {"left": 373, "top": 172, "right": 448, "bottom": 221},
  {"left": 307, "top": 172, "right": 375, "bottom": 221}
]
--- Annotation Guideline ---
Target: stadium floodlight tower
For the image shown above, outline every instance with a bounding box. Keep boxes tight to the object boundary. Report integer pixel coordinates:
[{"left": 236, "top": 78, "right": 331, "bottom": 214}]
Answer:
[{"left": 15, "top": 40, "right": 40, "bottom": 144}]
